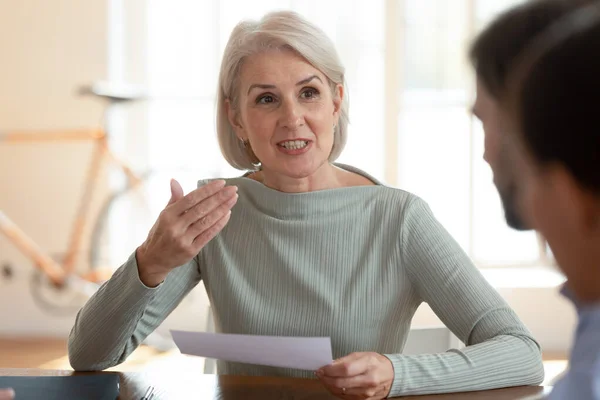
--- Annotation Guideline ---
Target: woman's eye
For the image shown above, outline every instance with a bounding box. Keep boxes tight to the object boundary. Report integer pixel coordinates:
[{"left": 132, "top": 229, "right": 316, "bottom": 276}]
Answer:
[
  {"left": 257, "top": 95, "right": 275, "bottom": 104},
  {"left": 301, "top": 88, "right": 319, "bottom": 99}
]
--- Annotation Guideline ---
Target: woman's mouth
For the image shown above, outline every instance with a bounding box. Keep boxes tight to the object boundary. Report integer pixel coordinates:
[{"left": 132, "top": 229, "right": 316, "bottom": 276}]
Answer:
[
  {"left": 277, "top": 140, "right": 311, "bottom": 154},
  {"left": 278, "top": 140, "right": 308, "bottom": 150}
]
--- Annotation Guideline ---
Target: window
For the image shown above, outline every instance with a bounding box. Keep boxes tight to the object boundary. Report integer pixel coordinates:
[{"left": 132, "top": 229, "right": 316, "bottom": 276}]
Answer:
[
  {"left": 394, "top": 0, "right": 541, "bottom": 266},
  {"left": 108, "top": 0, "right": 550, "bottom": 269}
]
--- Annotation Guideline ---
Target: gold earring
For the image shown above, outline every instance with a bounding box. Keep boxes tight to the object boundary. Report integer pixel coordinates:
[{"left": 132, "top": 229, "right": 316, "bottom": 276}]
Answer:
[{"left": 241, "top": 139, "right": 261, "bottom": 166}]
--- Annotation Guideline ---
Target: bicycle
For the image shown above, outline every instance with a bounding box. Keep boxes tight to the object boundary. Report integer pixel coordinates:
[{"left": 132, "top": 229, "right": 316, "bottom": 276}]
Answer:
[{"left": 0, "top": 82, "right": 153, "bottom": 314}]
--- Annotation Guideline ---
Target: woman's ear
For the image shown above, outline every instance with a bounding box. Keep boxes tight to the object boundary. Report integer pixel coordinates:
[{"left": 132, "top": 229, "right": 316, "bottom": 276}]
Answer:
[
  {"left": 225, "top": 99, "right": 245, "bottom": 139},
  {"left": 332, "top": 83, "right": 344, "bottom": 124}
]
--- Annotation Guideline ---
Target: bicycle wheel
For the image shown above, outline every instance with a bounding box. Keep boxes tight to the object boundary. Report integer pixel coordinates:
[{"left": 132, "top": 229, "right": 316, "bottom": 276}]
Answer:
[
  {"left": 29, "top": 267, "right": 101, "bottom": 316},
  {"left": 88, "top": 167, "right": 202, "bottom": 279}
]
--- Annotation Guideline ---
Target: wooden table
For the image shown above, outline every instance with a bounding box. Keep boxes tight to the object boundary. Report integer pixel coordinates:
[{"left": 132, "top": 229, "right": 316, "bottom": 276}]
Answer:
[{"left": 0, "top": 368, "right": 552, "bottom": 399}]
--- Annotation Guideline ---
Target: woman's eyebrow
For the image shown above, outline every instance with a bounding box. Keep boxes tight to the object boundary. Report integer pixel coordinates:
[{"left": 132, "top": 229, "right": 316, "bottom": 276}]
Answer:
[{"left": 247, "top": 75, "right": 323, "bottom": 95}]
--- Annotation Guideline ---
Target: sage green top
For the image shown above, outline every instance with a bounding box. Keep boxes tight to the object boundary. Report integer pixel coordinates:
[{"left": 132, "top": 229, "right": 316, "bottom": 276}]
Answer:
[{"left": 68, "top": 164, "right": 544, "bottom": 397}]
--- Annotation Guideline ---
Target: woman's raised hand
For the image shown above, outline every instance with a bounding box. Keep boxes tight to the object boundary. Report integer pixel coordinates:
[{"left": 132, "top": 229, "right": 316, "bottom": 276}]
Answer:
[{"left": 136, "top": 179, "right": 238, "bottom": 287}]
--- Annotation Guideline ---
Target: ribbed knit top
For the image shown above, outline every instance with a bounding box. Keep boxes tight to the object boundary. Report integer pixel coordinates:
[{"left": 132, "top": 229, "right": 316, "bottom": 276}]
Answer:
[{"left": 68, "top": 164, "right": 544, "bottom": 397}]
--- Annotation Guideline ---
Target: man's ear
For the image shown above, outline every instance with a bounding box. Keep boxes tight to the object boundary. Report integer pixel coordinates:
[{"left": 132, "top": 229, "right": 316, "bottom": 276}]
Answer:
[
  {"left": 553, "top": 166, "right": 600, "bottom": 236},
  {"left": 332, "top": 83, "right": 344, "bottom": 125},
  {"left": 225, "top": 99, "right": 245, "bottom": 139},
  {"left": 577, "top": 182, "right": 600, "bottom": 236}
]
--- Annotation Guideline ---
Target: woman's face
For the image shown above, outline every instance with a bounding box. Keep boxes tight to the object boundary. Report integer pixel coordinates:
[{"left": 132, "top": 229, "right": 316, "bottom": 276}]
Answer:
[{"left": 228, "top": 49, "right": 343, "bottom": 179}]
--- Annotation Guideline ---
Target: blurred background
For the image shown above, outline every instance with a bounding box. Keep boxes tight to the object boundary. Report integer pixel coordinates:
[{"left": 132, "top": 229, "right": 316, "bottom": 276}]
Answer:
[{"left": 0, "top": 0, "right": 571, "bottom": 381}]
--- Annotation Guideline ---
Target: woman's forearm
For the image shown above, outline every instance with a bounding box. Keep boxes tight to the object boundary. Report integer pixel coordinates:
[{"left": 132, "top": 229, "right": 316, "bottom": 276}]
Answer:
[
  {"left": 68, "top": 252, "right": 201, "bottom": 371},
  {"left": 384, "top": 333, "right": 543, "bottom": 396}
]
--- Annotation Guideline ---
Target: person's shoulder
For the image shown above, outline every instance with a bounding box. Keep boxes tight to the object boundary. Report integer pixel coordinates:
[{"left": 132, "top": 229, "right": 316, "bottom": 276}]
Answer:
[
  {"left": 554, "top": 354, "right": 600, "bottom": 400},
  {"left": 593, "top": 355, "right": 600, "bottom": 398},
  {"left": 351, "top": 181, "right": 425, "bottom": 221},
  {"left": 578, "top": 314, "right": 600, "bottom": 367},
  {"left": 374, "top": 189, "right": 436, "bottom": 229},
  {"left": 336, "top": 162, "right": 425, "bottom": 209},
  {"left": 369, "top": 183, "right": 418, "bottom": 205}
]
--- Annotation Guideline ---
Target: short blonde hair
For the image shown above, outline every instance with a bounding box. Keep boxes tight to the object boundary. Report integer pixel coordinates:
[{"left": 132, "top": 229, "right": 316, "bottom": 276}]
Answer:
[{"left": 216, "top": 10, "right": 350, "bottom": 170}]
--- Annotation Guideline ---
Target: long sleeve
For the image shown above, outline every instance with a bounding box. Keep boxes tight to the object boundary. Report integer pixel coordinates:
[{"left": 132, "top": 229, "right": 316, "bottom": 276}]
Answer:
[
  {"left": 68, "top": 252, "right": 202, "bottom": 371},
  {"left": 69, "top": 167, "right": 542, "bottom": 385},
  {"left": 384, "top": 196, "right": 544, "bottom": 397}
]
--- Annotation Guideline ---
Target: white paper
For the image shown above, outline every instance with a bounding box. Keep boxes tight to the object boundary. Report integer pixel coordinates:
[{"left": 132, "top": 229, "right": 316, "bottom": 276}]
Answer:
[{"left": 170, "top": 330, "right": 333, "bottom": 370}]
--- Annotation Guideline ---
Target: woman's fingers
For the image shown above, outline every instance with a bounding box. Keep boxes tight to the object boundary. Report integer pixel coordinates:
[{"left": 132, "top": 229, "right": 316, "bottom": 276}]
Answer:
[
  {"left": 0, "top": 388, "right": 15, "bottom": 400},
  {"left": 316, "top": 353, "right": 394, "bottom": 400},
  {"left": 187, "top": 194, "right": 238, "bottom": 240},
  {"left": 137, "top": 179, "right": 237, "bottom": 277},
  {"left": 167, "top": 178, "right": 185, "bottom": 206},
  {"left": 191, "top": 208, "right": 233, "bottom": 249},
  {"left": 170, "top": 180, "right": 227, "bottom": 216},
  {"left": 182, "top": 185, "right": 238, "bottom": 228},
  {"left": 320, "top": 372, "right": 376, "bottom": 391}
]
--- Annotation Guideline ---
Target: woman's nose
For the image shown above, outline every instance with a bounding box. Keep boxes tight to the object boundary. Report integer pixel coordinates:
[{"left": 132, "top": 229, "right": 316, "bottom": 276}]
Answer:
[{"left": 280, "top": 99, "right": 304, "bottom": 130}]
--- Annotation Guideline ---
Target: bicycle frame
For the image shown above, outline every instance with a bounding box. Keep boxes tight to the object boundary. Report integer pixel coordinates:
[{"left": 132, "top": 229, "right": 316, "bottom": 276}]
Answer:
[{"left": 0, "top": 129, "right": 143, "bottom": 287}]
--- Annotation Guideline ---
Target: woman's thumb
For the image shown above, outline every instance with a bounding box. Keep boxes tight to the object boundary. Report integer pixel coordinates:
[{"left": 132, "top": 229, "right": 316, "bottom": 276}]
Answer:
[{"left": 167, "top": 179, "right": 184, "bottom": 205}]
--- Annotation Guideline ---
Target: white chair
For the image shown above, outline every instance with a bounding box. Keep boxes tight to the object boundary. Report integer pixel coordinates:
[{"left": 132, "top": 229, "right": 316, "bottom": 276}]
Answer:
[
  {"left": 402, "top": 326, "right": 463, "bottom": 355},
  {"left": 203, "top": 306, "right": 217, "bottom": 374}
]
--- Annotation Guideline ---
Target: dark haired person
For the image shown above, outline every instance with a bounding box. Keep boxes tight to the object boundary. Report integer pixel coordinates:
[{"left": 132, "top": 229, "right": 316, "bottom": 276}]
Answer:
[
  {"left": 470, "top": 0, "right": 593, "bottom": 229},
  {"left": 502, "top": 4, "right": 600, "bottom": 398}
]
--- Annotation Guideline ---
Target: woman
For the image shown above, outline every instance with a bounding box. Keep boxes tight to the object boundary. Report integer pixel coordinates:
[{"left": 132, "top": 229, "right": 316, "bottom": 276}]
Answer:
[
  {"left": 502, "top": 6, "right": 600, "bottom": 399},
  {"left": 68, "top": 11, "right": 543, "bottom": 398}
]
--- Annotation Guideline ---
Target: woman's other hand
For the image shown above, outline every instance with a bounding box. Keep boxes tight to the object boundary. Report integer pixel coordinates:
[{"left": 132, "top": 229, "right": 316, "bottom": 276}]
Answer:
[
  {"left": 136, "top": 179, "right": 238, "bottom": 287},
  {"left": 316, "top": 352, "right": 394, "bottom": 399},
  {"left": 0, "top": 388, "right": 14, "bottom": 400}
]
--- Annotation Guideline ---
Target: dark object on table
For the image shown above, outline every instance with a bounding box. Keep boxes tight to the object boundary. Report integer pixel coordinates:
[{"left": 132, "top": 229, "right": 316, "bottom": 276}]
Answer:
[{"left": 0, "top": 374, "right": 119, "bottom": 400}]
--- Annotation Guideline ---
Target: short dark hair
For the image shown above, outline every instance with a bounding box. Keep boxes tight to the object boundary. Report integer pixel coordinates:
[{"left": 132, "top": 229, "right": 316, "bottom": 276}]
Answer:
[
  {"left": 516, "top": 5, "right": 600, "bottom": 194},
  {"left": 470, "top": 0, "right": 593, "bottom": 99}
]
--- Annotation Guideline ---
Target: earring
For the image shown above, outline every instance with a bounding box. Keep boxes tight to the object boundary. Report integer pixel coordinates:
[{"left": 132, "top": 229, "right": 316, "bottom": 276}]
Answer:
[{"left": 241, "top": 139, "right": 261, "bottom": 166}]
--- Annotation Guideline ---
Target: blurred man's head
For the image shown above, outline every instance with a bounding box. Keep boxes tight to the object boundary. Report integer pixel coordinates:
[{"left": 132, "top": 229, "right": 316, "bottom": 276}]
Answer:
[
  {"left": 505, "top": 5, "right": 600, "bottom": 302},
  {"left": 470, "top": 0, "right": 592, "bottom": 230}
]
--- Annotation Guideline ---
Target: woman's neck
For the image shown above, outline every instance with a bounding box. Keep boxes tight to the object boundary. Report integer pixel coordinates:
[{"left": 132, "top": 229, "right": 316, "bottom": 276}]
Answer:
[
  {"left": 250, "top": 163, "right": 342, "bottom": 193},
  {"left": 247, "top": 162, "right": 377, "bottom": 193}
]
